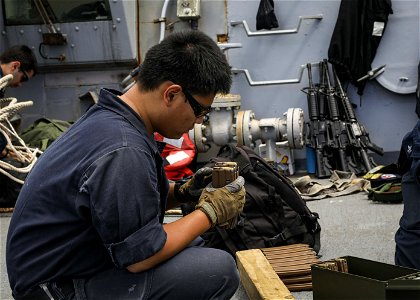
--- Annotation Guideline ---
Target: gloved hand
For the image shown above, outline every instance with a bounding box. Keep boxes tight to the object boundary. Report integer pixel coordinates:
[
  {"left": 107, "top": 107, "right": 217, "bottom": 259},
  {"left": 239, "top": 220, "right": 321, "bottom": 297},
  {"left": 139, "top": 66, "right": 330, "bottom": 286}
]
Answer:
[
  {"left": 174, "top": 167, "right": 213, "bottom": 203},
  {"left": 195, "top": 176, "right": 246, "bottom": 228},
  {"left": 218, "top": 216, "right": 239, "bottom": 230}
]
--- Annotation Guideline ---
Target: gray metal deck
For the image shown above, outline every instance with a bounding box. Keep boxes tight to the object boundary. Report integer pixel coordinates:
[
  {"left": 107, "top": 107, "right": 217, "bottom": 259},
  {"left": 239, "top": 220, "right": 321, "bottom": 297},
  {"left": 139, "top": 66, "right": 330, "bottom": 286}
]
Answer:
[{"left": 1, "top": 180, "right": 403, "bottom": 300}]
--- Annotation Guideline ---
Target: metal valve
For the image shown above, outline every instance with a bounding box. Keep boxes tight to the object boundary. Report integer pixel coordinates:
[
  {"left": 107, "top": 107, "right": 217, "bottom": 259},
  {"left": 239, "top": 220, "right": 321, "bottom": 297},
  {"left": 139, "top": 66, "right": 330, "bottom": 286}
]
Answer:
[{"left": 188, "top": 93, "right": 304, "bottom": 174}]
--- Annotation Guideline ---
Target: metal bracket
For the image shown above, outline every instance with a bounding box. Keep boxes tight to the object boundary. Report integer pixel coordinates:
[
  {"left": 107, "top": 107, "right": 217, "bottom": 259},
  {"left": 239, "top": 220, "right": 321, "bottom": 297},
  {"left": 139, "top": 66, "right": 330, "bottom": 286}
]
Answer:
[
  {"left": 230, "top": 15, "right": 323, "bottom": 36},
  {"left": 218, "top": 43, "right": 243, "bottom": 52},
  {"left": 357, "top": 65, "right": 386, "bottom": 82},
  {"left": 232, "top": 62, "right": 320, "bottom": 86}
]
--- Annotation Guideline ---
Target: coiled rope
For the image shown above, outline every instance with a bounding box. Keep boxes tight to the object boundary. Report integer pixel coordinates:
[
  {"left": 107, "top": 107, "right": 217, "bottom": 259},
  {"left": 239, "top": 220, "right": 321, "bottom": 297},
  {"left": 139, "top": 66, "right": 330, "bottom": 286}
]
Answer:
[{"left": 0, "top": 74, "right": 42, "bottom": 184}]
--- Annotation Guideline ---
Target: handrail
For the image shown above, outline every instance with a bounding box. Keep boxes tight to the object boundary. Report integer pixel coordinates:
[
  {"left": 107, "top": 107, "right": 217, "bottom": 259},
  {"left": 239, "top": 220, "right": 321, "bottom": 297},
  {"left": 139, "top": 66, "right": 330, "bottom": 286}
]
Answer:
[
  {"left": 232, "top": 62, "right": 320, "bottom": 86},
  {"left": 230, "top": 15, "right": 323, "bottom": 36},
  {"left": 218, "top": 43, "right": 243, "bottom": 52}
]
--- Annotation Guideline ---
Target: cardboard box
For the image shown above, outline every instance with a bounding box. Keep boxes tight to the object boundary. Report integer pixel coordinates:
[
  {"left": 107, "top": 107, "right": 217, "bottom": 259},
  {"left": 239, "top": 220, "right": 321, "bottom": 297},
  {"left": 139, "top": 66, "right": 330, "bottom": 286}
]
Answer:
[{"left": 311, "top": 256, "right": 420, "bottom": 300}]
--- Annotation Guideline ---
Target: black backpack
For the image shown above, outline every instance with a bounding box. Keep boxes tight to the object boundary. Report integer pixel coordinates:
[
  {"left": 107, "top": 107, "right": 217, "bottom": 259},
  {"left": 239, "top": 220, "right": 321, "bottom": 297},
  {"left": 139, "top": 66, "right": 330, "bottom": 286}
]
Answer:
[{"left": 198, "top": 144, "right": 321, "bottom": 256}]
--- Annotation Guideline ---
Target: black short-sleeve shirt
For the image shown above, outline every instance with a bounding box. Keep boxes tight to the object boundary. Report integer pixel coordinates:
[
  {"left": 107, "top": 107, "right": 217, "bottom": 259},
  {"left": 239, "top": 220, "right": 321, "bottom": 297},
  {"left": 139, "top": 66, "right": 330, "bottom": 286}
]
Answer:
[{"left": 6, "top": 89, "right": 169, "bottom": 296}]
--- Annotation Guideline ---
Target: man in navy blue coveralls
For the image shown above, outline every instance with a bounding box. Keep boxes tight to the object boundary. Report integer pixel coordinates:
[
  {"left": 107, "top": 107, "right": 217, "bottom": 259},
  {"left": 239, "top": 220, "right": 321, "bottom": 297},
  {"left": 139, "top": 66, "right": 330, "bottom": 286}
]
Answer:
[
  {"left": 6, "top": 30, "right": 245, "bottom": 300},
  {"left": 395, "top": 120, "right": 420, "bottom": 270}
]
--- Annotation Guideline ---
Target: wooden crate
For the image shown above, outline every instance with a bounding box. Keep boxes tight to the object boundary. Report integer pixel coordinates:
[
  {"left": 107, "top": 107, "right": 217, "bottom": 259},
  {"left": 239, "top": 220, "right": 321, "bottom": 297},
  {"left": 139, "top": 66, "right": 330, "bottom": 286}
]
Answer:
[
  {"left": 236, "top": 249, "right": 295, "bottom": 300},
  {"left": 236, "top": 244, "right": 320, "bottom": 300}
]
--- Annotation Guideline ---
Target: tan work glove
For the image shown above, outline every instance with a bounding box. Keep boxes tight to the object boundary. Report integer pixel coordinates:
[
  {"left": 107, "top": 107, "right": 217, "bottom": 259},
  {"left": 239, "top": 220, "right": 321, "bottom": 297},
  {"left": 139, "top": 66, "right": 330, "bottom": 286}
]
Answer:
[
  {"left": 195, "top": 176, "right": 246, "bottom": 228},
  {"left": 174, "top": 167, "right": 213, "bottom": 203}
]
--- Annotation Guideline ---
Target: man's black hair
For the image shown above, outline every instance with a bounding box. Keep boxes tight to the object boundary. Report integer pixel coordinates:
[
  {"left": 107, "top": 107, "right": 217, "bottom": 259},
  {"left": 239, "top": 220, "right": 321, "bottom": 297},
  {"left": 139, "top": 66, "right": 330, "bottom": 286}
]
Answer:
[
  {"left": 0, "top": 45, "right": 38, "bottom": 76},
  {"left": 138, "top": 30, "right": 232, "bottom": 96}
]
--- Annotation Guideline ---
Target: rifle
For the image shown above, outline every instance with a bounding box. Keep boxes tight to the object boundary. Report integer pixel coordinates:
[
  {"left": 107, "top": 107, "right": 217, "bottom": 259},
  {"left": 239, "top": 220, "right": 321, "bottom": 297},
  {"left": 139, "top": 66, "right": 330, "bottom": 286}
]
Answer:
[
  {"left": 303, "top": 63, "right": 331, "bottom": 178},
  {"left": 332, "top": 66, "right": 384, "bottom": 174},
  {"left": 317, "top": 61, "right": 328, "bottom": 121},
  {"left": 323, "top": 60, "right": 350, "bottom": 172}
]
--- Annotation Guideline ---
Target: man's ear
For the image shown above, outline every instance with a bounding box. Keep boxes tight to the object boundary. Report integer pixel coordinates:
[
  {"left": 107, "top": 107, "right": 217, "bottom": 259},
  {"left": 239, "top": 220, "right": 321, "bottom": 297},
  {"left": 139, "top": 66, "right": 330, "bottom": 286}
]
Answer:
[
  {"left": 11, "top": 61, "right": 20, "bottom": 71},
  {"left": 168, "top": 91, "right": 175, "bottom": 102},
  {"left": 163, "top": 84, "right": 182, "bottom": 106}
]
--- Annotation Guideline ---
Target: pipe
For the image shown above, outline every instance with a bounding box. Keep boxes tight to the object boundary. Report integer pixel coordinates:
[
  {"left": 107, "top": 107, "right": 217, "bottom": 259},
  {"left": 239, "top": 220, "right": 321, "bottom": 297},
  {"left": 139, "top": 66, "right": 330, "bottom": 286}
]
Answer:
[
  {"left": 160, "top": 0, "right": 171, "bottom": 42},
  {"left": 136, "top": 0, "right": 141, "bottom": 63}
]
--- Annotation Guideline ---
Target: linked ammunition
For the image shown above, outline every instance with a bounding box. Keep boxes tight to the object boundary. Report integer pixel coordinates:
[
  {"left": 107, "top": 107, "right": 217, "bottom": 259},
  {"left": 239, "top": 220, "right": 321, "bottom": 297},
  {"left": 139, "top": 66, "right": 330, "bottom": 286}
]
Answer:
[{"left": 212, "top": 162, "right": 239, "bottom": 188}]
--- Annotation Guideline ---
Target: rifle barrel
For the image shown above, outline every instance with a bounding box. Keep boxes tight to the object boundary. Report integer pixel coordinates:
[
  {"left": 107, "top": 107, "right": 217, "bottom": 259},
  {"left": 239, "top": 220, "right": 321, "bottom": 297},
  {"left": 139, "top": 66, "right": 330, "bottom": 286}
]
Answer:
[{"left": 306, "top": 63, "right": 319, "bottom": 121}]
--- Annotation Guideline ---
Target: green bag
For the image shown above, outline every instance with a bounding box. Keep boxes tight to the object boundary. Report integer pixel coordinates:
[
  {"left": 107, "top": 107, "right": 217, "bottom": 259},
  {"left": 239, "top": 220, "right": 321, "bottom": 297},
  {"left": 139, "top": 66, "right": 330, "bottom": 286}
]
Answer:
[
  {"left": 20, "top": 118, "right": 72, "bottom": 151},
  {"left": 367, "top": 182, "right": 402, "bottom": 204}
]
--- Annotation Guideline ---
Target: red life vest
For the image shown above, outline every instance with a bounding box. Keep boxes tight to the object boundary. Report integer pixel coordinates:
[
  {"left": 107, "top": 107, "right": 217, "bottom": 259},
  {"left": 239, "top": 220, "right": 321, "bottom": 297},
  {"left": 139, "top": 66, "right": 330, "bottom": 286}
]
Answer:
[{"left": 154, "top": 133, "right": 196, "bottom": 181}]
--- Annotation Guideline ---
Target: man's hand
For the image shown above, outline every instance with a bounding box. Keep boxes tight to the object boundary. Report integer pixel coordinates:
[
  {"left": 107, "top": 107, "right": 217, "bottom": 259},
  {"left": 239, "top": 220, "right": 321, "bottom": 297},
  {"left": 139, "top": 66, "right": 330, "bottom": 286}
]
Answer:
[
  {"left": 195, "top": 176, "right": 245, "bottom": 228},
  {"left": 0, "top": 132, "right": 8, "bottom": 158},
  {"left": 174, "top": 167, "right": 213, "bottom": 202}
]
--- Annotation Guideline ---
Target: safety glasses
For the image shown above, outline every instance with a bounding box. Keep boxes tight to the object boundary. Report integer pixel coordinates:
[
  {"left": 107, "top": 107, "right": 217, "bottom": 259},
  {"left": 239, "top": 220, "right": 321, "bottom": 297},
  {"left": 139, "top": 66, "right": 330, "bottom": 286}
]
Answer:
[
  {"left": 182, "top": 87, "right": 212, "bottom": 118},
  {"left": 19, "top": 69, "right": 29, "bottom": 83}
]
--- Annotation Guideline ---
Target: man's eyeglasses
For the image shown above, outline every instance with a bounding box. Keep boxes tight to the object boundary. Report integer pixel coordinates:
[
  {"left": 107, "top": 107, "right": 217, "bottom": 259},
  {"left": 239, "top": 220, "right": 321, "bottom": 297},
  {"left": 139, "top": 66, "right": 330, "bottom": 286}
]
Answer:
[
  {"left": 19, "top": 69, "right": 29, "bottom": 83},
  {"left": 182, "top": 87, "right": 212, "bottom": 118}
]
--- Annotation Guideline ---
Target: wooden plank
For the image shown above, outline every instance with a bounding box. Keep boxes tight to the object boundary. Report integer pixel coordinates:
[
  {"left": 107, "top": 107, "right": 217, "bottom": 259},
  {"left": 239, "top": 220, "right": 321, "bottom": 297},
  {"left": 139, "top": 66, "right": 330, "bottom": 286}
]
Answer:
[{"left": 236, "top": 249, "right": 295, "bottom": 300}]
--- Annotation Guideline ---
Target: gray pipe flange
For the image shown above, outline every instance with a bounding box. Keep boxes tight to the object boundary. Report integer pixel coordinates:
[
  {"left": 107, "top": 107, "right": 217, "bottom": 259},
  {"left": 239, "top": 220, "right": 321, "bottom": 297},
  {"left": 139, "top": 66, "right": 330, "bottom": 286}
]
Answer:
[
  {"left": 285, "top": 108, "right": 304, "bottom": 149},
  {"left": 235, "top": 110, "right": 245, "bottom": 146},
  {"left": 235, "top": 110, "right": 255, "bottom": 147},
  {"left": 190, "top": 123, "right": 209, "bottom": 152}
]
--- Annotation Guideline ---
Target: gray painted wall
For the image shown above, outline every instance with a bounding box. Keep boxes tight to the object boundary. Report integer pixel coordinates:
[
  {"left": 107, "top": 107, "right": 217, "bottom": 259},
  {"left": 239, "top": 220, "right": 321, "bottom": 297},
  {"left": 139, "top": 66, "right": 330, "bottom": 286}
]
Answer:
[
  {"left": 225, "top": 0, "right": 419, "bottom": 165},
  {"left": 168, "top": 0, "right": 418, "bottom": 166},
  {"left": 0, "top": 0, "right": 137, "bottom": 126}
]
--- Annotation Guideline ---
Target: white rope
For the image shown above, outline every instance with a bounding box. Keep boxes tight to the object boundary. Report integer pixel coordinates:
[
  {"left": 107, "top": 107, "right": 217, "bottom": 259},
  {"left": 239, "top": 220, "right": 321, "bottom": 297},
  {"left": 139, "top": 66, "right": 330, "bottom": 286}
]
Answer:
[
  {"left": 0, "top": 123, "right": 40, "bottom": 165},
  {"left": 0, "top": 122, "right": 41, "bottom": 184},
  {"left": 0, "top": 100, "right": 33, "bottom": 122},
  {"left": 0, "top": 74, "right": 42, "bottom": 184},
  {"left": 0, "top": 97, "right": 16, "bottom": 104},
  {"left": 0, "top": 74, "right": 13, "bottom": 90}
]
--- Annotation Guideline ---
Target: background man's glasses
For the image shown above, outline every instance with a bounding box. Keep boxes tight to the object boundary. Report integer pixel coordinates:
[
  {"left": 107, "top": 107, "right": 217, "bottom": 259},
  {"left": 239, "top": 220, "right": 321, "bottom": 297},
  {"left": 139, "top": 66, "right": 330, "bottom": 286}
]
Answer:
[
  {"left": 19, "top": 69, "right": 29, "bottom": 83},
  {"left": 182, "top": 87, "right": 212, "bottom": 118}
]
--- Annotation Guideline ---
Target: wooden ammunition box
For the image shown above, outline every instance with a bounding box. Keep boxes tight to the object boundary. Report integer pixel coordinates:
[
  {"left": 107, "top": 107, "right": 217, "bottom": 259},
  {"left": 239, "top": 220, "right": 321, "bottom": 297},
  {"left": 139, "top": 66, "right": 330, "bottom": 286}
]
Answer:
[{"left": 236, "top": 244, "right": 321, "bottom": 300}]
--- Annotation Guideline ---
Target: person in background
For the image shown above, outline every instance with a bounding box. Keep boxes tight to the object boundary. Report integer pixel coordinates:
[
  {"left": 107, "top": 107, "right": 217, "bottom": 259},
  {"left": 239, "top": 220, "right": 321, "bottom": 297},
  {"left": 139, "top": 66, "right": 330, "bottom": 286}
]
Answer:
[
  {"left": 0, "top": 44, "right": 38, "bottom": 155},
  {"left": 0, "top": 44, "right": 37, "bottom": 98},
  {"left": 0, "top": 45, "right": 38, "bottom": 208},
  {"left": 395, "top": 66, "right": 420, "bottom": 270},
  {"left": 6, "top": 30, "right": 245, "bottom": 300}
]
